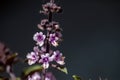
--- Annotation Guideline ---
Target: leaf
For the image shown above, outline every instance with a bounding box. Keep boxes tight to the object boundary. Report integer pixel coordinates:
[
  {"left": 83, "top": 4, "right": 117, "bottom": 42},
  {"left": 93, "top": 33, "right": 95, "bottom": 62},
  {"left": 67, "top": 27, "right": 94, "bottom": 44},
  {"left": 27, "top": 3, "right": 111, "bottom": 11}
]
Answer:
[
  {"left": 51, "top": 64, "right": 68, "bottom": 74},
  {"left": 72, "top": 75, "right": 81, "bottom": 80},
  {"left": 57, "top": 67, "right": 68, "bottom": 74},
  {"left": 0, "top": 77, "right": 8, "bottom": 80},
  {"left": 6, "top": 53, "right": 18, "bottom": 64},
  {"left": 22, "top": 65, "right": 43, "bottom": 78},
  {"left": 0, "top": 66, "right": 5, "bottom": 72},
  {"left": 16, "top": 77, "right": 21, "bottom": 80}
]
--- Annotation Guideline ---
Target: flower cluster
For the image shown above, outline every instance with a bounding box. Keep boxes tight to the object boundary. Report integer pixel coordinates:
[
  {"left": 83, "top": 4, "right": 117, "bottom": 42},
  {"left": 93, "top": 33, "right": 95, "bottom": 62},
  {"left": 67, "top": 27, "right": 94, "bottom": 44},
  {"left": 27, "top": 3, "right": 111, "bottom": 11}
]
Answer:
[
  {"left": 28, "top": 72, "right": 56, "bottom": 80},
  {"left": 32, "top": 32, "right": 61, "bottom": 47},
  {"left": 38, "top": 19, "right": 62, "bottom": 32},
  {"left": 40, "top": 1, "right": 62, "bottom": 14},
  {"left": 27, "top": 47, "right": 65, "bottom": 69},
  {"left": 26, "top": 0, "right": 66, "bottom": 80}
]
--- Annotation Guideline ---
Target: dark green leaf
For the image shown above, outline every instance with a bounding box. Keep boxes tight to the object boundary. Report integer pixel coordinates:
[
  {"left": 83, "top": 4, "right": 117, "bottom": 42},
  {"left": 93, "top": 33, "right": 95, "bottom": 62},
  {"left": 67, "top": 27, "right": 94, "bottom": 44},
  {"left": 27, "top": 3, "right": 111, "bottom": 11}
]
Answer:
[
  {"left": 57, "top": 67, "right": 68, "bottom": 74},
  {"left": 6, "top": 53, "right": 18, "bottom": 64},
  {"left": 22, "top": 65, "right": 43, "bottom": 78},
  {"left": 52, "top": 64, "right": 68, "bottom": 74},
  {"left": 72, "top": 75, "right": 81, "bottom": 80},
  {"left": 0, "top": 66, "right": 5, "bottom": 72},
  {"left": 0, "top": 77, "right": 8, "bottom": 80},
  {"left": 16, "top": 77, "right": 21, "bottom": 80}
]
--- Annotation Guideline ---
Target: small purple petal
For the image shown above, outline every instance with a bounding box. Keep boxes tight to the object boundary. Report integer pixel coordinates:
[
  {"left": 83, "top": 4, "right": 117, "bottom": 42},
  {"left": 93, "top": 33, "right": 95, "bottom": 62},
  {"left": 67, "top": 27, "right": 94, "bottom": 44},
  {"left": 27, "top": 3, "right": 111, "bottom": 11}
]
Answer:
[
  {"left": 39, "top": 53, "right": 52, "bottom": 69},
  {"left": 49, "top": 33, "right": 59, "bottom": 47},
  {"left": 45, "top": 72, "right": 56, "bottom": 80},
  {"left": 28, "top": 72, "right": 41, "bottom": 80},
  {"left": 33, "top": 32, "right": 46, "bottom": 46},
  {"left": 52, "top": 51, "right": 65, "bottom": 65},
  {"left": 26, "top": 52, "right": 39, "bottom": 65}
]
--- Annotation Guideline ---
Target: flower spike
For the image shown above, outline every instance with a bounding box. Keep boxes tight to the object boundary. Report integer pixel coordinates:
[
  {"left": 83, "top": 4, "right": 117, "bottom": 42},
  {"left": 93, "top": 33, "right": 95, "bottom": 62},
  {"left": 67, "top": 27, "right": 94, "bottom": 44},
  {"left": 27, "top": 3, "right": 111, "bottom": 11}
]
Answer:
[{"left": 26, "top": 0, "right": 66, "bottom": 79}]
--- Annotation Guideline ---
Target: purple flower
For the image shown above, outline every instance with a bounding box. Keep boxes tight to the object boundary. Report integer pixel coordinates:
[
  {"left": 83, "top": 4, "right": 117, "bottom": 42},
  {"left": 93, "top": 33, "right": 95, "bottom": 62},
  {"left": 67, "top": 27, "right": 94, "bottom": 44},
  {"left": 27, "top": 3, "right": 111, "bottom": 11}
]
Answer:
[
  {"left": 53, "top": 23, "right": 60, "bottom": 31},
  {"left": 45, "top": 77, "right": 50, "bottom": 80},
  {"left": 33, "top": 46, "right": 40, "bottom": 53},
  {"left": 42, "top": 2, "right": 62, "bottom": 13},
  {"left": 0, "top": 42, "right": 9, "bottom": 64},
  {"left": 38, "top": 19, "right": 49, "bottom": 30},
  {"left": 49, "top": 33, "right": 59, "bottom": 47},
  {"left": 52, "top": 50, "right": 65, "bottom": 65},
  {"left": 26, "top": 52, "right": 39, "bottom": 65},
  {"left": 33, "top": 46, "right": 47, "bottom": 55},
  {"left": 28, "top": 72, "right": 41, "bottom": 80},
  {"left": 39, "top": 53, "right": 53, "bottom": 69},
  {"left": 45, "top": 72, "right": 56, "bottom": 80},
  {"left": 33, "top": 32, "right": 46, "bottom": 46}
]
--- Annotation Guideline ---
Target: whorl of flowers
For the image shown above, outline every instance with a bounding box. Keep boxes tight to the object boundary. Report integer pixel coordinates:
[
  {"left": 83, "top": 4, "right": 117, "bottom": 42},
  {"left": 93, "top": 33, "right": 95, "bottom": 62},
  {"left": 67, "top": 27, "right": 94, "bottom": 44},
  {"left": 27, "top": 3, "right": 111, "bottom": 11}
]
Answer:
[{"left": 26, "top": 0, "right": 65, "bottom": 80}]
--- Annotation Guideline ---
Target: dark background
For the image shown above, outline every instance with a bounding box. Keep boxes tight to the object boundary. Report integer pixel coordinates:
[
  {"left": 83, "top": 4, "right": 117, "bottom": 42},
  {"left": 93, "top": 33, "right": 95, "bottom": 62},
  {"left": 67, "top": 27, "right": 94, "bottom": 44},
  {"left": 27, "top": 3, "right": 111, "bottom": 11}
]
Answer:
[{"left": 0, "top": 0, "right": 120, "bottom": 80}]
